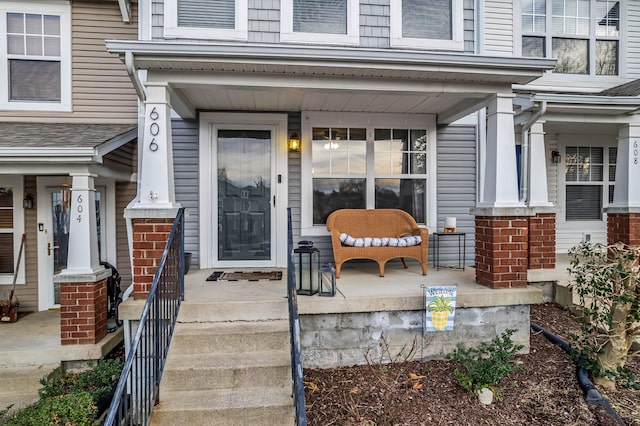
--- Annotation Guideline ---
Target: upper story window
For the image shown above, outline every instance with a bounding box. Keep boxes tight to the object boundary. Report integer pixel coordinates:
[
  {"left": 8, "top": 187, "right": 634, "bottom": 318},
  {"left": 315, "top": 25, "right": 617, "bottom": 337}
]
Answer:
[
  {"left": 0, "top": 2, "right": 71, "bottom": 111},
  {"left": 281, "top": 0, "right": 359, "bottom": 45},
  {"left": 165, "top": 0, "right": 248, "bottom": 40},
  {"left": 390, "top": 0, "right": 464, "bottom": 50},
  {"left": 522, "top": 0, "right": 620, "bottom": 75}
]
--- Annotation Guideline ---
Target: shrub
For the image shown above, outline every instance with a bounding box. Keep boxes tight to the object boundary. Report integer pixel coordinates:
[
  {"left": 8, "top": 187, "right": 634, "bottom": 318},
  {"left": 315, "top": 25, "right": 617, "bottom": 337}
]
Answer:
[
  {"left": 447, "top": 329, "right": 524, "bottom": 395},
  {"left": 0, "top": 393, "right": 96, "bottom": 426},
  {"left": 39, "top": 358, "right": 123, "bottom": 403}
]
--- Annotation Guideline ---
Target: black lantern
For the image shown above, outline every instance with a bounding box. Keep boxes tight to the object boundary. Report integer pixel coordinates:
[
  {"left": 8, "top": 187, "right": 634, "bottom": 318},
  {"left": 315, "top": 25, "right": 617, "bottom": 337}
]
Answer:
[
  {"left": 294, "top": 240, "right": 319, "bottom": 295},
  {"left": 319, "top": 263, "right": 336, "bottom": 297}
]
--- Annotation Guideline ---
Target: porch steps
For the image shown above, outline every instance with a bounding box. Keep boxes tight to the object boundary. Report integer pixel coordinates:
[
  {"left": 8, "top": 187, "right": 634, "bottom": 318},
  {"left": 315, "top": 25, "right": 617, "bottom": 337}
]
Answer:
[
  {"left": 150, "top": 302, "right": 294, "bottom": 426},
  {"left": 0, "top": 364, "right": 57, "bottom": 413}
]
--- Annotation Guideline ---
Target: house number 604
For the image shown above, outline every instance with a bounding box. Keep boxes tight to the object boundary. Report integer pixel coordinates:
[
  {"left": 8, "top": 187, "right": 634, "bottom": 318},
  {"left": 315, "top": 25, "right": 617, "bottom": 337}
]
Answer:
[
  {"left": 76, "top": 195, "right": 83, "bottom": 223},
  {"left": 149, "top": 107, "right": 160, "bottom": 152}
]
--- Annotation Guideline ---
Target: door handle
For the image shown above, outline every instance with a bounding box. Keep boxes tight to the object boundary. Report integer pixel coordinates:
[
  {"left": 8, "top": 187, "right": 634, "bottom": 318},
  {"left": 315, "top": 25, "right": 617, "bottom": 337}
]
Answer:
[{"left": 47, "top": 243, "right": 59, "bottom": 256}]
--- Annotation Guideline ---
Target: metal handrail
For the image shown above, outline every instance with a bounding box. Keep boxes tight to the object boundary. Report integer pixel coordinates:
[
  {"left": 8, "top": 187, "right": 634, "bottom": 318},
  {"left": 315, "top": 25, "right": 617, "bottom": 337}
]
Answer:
[
  {"left": 103, "top": 208, "right": 185, "bottom": 426},
  {"left": 287, "top": 208, "right": 307, "bottom": 425}
]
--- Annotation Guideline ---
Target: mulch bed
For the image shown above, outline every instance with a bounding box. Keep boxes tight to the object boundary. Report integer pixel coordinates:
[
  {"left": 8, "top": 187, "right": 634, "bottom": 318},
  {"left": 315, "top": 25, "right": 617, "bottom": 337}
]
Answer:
[{"left": 304, "top": 303, "right": 639, "bottom": 426}]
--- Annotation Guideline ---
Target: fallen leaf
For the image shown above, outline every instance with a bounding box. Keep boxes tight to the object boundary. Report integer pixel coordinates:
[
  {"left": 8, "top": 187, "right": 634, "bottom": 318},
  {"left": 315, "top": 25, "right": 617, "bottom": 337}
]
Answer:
[
  {"left": 409, "top": 372, "right": 426, "bottom": 380},
  {"left": 349, "top": 387, "right": 359, "bottom": 394},
  {"left": 304, "top": 381, "right": 319, "bottom": 392},
  {"left": 412, "top": 382, "right": 423, "bottom": 391}
]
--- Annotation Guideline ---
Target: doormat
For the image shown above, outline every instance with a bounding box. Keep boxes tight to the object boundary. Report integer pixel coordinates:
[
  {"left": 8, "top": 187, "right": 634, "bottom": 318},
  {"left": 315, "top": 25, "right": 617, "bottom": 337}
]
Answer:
[{"left": 206, "top": 271, "right": 283, "bottom": 282}]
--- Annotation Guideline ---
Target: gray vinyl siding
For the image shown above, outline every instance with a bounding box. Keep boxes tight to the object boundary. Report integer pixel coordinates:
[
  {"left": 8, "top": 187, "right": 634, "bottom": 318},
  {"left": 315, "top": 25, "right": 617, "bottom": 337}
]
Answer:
[
  {"left": 116, "top": 179, "right": 137, "bottom": 290},
  {"left": 436, "top": 125, "right": 476, "bottom": 267},
  {"left": 628, "top": 0, "right": 640, "bottom": 79},
  {"left": 152, "top": 0, "right": 474, "bottom": 53},
  {"left": 172, "top": 119, "right": 201, "bottom": 268},
  {"left": 0, "top": 2, "right": 138, "bottom": 123},
  {"left": 483, "top": 0, "right": 514, "bottom": 56}
]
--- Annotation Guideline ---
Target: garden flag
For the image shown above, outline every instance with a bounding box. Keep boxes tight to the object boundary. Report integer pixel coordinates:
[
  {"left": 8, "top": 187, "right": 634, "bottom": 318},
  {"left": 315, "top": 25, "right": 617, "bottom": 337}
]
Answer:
[{"left": 425, "top": 286, "right": 456, "bottom": 331}]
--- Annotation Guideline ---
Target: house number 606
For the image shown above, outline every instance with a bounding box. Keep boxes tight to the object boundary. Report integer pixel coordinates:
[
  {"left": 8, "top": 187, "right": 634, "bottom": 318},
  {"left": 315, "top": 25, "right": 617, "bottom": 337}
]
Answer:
[
  {"left": 76, "top": 195, "right": 83, "bottom": 223},
  {"left": 634, "top": 140, "right": 638, "bottom": 165},
  {"left": 149, "top": 107, "right": 160, "bottom": 152}
]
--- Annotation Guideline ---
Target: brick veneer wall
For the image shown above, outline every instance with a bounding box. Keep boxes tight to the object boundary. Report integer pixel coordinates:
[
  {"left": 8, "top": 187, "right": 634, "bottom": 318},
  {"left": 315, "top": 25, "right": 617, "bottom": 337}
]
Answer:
[
  {"left": 607, "top": 213, "right": 640, "bottom": 247},
  {"left": 59, "top": 279, "right": 107, "bottom": 345},
  {"left": 528, "top": 213, "right": 556, "bottom": 269},
  {"left": 132, "top": 218, "right": 174, "bottom": 299},
  {"left": 475, "top": 216, "right": 529, "bottom": 289}
]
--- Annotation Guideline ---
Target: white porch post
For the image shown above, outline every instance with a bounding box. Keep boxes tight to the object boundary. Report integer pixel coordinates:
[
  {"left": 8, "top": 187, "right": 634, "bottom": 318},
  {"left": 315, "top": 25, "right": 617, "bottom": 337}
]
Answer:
[
  {"left": 481, "top": 93, "right": 523, "bottom": 208},
  {"left": 133, "top": 82, "right": 178, "bottom": 209},
  {"left": 612, "top": 123, "right": 640, "bottom": 208},
  {"left": 527, "top": 121, "right": 553, "bottom": 207},
  {"left": 62, "top": 173, "right": 103, "bottom": 274}
]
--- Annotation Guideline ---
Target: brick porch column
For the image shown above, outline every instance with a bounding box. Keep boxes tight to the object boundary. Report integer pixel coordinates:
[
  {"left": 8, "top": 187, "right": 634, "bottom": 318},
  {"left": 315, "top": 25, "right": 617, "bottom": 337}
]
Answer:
[
  {"left": 607, "top": 212, "right": 640, "bottom": 247},
  {"left": 475, "top": 215, "right": 529, "bottom": 289},
  {"left": 56, "top": 271, "right": 110, "bottom": 345},
  {"left": 131, "top": 217, "right": 175, "bottom": 299},
  {"left": 528, "top": 213, "right": 556, "bottom": 269}
]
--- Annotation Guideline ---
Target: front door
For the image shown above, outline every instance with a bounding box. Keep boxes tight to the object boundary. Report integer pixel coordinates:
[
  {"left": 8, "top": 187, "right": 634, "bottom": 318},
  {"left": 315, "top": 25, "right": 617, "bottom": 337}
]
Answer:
[
  {"left": 37, "top": 177, "right": 105, "bottom": 310},
  {"left": 215, "top": 128, "right": 275, "bottom": 266}
]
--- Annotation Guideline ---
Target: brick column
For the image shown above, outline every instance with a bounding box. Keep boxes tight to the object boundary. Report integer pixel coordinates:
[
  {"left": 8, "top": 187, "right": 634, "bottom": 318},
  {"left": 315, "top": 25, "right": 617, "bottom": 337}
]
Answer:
[
  {"left": 475, "top": 216, "right": 529, "bottom": 289},
  {"left": 528, "top": 213, "right": 556, "bottom": 269},
  {"left": 57, "top": 275, "right": 109, "bottom": 345},
  {"left": 132, "top": 218, "right": 174, "bottom": 299},
  {"left": 607, "top": 213, "right": 640, "bottom": 247}
]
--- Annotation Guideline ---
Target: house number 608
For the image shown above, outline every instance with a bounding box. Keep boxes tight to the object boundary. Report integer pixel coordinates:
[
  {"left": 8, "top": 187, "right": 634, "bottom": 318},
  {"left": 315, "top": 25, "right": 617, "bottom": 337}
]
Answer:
[{"left": 149, "top": 107, "right": 160, "bottom": 152}]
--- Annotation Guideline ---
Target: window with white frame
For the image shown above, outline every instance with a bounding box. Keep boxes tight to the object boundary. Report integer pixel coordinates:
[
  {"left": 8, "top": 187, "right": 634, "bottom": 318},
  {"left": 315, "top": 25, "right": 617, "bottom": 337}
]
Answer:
[
  {"left": 0, "top": 1, "right": 71, "bottom": 111},
  {"left": 390, "top": 0, "right": 464, "bottom": 50},
  {"left": 522, "top": 0, "right": 620, "bottom": 75},
  {"left": 301, "top": 113, "right": 436, "bottom": 232},
  {"left": 0, "top": 176, "right": 25, "bottom": 285},
  {"left": 164, "top": 0, "right": 248, "bottom": 40},
  {"left": 280, "top": 0, "right": 359, "bottom": 45},
  {"left": 564, "top": 146, "right": 616, "bottom": 220}
]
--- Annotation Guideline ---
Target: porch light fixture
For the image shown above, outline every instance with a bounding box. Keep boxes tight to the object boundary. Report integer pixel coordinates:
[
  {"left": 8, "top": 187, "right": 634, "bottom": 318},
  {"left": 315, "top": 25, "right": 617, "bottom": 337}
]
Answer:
[
  {"left": 552, "top": 151, "right": 561, "bottom": 164},
  {"left": 318, "top": 263, "right": 336, "bottom": 297},
  {"left": 23, "top": 194, "right": 34, "bottom": 209},
  {"left": 288, "top": 132, "right": 301, "bottom": 152},
  {"left": 294, "top": 240, "right": 319, "bottom": 296}
]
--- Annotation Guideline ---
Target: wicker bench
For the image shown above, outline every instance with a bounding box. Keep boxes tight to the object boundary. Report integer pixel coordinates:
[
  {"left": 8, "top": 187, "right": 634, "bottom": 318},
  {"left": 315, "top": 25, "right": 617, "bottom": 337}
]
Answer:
[{"left": 326, "top": 209, "right": 429, "bottom": 278}]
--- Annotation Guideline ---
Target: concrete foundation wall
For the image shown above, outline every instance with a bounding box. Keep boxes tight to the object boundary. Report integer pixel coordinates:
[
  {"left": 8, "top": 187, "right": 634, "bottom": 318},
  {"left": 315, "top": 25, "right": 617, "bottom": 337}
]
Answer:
[{"left": 300, "top": 305, "right": 530, "bottom": 368}]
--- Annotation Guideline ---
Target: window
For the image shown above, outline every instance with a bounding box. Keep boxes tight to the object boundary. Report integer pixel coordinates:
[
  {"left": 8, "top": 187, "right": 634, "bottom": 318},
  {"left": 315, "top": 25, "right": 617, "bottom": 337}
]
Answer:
[
  {"left": 0, "top": 176, "right": 25, "bottom": 285},
  {"left": 281, "top": 0, "right": 359, "bottom": 45},
  {"left": 390, "top": 0, "right": 464, "bottom": 50},
  {"left": 521, "top": 0, "right": 620, "bottom": 76},
  {"left": 0, "top": 2, "right": 71, "bottom": 110},
  {"left": 301, "top": 113, "right": 436, "bottom": 234},
  {"left": 165, "top": 0, "right": 248, "bottom": 40},
  {"left": 564, "top": 146, "right": 615, "bottom": 221}
]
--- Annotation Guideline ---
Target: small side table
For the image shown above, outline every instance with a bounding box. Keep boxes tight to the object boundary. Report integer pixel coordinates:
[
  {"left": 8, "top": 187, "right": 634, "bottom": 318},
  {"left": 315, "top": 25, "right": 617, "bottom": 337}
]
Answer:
[{"left": 433, "top": 232, "right": 466, "bottom": 271}]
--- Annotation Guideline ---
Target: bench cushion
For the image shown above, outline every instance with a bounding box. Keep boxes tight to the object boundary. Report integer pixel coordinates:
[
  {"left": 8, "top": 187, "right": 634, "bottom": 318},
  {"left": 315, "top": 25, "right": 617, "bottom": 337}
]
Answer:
[{"left": 339, "top": 233, "right": 422, "bottom": 247}]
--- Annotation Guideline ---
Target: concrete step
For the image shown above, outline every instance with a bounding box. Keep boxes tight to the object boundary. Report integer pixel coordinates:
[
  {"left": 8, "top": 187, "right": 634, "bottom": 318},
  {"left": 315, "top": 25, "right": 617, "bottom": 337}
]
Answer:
[
  {"left": 0, "top": 365, "right": 58, "bottom": 412},
  {"left": 161, "top": 350, "right": 291, "bottom": 391},
  {"left": 170, "top": 320, "right": 290, "bottom": 354},
  {"left": 151, "top": 388, "right": 294, "bottom": 426},
  {"left": 178, "top": 300, "right": 288, "bottom": 322}
]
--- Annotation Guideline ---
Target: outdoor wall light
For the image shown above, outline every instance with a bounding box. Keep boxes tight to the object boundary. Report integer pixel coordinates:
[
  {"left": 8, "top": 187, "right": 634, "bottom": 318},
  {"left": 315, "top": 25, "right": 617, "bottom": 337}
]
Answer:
[
  {"left": 552, "top": 150, "right": 561, "bottom": 164},
  {"left": 23, "top": 194, "right": 34, "bottom": 209},
  {"left": 294, "top": 240, "right": 319, "bottom": 295},
  {"left": 288, "top": 132, "right": 301, "bottom": 152}
]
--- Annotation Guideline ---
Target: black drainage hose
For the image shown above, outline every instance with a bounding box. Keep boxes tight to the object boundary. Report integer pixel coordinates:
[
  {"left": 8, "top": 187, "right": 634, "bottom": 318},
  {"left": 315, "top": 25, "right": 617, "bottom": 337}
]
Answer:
[{"left": 530, "top": 322, "right": 626, "bottom": 426}]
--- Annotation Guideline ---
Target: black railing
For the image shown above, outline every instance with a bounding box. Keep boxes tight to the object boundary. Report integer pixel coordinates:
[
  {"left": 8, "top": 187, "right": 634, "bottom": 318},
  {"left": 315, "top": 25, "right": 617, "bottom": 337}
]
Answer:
[
  {"left": 287, "top": 208, "right": 307, "bottom": 425},
  {"left": 103, "top": 208, "right": 185, "bottom": 426}
]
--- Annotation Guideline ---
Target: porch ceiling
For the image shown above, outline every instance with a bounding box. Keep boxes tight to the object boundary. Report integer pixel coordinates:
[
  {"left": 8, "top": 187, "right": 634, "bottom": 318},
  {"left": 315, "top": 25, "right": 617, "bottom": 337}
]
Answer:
[{"left": 106, "top": 40, "right": 556, "bottom": 123}]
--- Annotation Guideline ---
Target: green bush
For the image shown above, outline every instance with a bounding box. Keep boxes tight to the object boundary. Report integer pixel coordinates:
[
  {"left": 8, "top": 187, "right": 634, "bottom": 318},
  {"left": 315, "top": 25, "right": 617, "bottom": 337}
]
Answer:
[
  {"left": 39, "top": 359, "right": 123, "bottom": 403},
  {"left": 0, "top": 393, "right": 96, "bottom": 426},
  {"left": 447, "top": 329, "right": 524, "bottom": 395}
]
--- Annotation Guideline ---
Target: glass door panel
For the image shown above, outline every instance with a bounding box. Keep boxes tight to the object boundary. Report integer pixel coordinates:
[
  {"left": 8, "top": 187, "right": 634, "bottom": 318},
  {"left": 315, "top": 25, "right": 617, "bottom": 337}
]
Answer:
[{"left": 217, "top": 129, "right": 272, "bottom": 261}]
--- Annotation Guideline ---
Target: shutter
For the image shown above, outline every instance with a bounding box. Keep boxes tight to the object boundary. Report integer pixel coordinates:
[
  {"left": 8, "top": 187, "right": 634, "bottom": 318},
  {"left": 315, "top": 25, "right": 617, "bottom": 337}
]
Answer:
[{"left": 178, "top": 0, "right": 235, "bottom": 29}]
